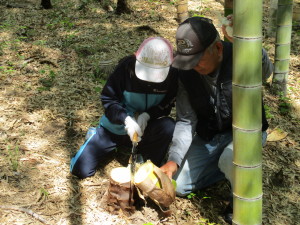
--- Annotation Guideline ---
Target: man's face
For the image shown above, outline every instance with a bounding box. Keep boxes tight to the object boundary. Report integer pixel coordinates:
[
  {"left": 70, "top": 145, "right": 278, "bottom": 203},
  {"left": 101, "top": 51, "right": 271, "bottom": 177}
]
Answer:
[{"left": 193, "top": 41, "right": 223, "bottom": 75}]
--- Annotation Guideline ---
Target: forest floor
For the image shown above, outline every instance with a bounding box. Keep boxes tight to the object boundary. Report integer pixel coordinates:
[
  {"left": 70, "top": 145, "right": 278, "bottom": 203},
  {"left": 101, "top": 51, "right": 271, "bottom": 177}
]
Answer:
[{"left": 0, "top": 0, "right": 299, "bottom": 224}]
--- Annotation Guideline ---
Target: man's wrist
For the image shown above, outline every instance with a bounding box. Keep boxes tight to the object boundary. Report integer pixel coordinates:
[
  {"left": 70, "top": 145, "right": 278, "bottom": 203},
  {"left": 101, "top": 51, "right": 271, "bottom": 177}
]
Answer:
[
  {"left": 167, "top": 160, "right": 179, "bottom": 168},
  {"left": 166, "top": 161, "right": 179, "bottom": 175},
  {"left": 167, "top": 155, "right": 181, "bottom": 168}
]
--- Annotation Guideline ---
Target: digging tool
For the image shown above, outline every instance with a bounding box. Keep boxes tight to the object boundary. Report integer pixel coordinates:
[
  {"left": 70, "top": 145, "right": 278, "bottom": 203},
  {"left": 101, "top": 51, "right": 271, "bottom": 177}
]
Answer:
[
  {"left": 130, "top": 132, "right": 139, "bottom": 175},
  {"left": 128, "top": 131, "right": 139, "bottom": 209}
]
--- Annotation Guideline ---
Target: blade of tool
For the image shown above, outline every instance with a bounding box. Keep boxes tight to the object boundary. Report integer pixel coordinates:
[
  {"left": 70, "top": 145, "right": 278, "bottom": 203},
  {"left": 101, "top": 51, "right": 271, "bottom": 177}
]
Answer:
[
  {"left": 128, "top": 132, "right": 138, "bottom": 207},
  {"left": 130, "top": 132, "right": 138, "bottom": 175}
]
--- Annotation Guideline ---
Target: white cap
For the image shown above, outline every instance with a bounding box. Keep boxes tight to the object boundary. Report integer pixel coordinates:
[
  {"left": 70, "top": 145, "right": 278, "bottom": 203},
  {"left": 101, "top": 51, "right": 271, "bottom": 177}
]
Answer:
[{"left": 135, "top": 37, "right": 173, "bottom": 83}]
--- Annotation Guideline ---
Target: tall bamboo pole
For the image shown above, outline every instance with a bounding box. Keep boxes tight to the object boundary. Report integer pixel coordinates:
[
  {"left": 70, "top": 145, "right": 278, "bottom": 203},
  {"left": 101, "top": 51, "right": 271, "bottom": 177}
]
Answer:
[
  {"left": 225, "top": 0, "right": 233, "bottom": 16},
  {"left": 176, "top": 0, "right": 189, "bottom": 23},
  {"left": 272, "top": 0, "right": 293, "bottom": 96},
  {"left": 267, "top": 0, "right": 278, "bottom": 37},
  {"left": 232, "top": 0, "right": 263, "bottom": 224}
]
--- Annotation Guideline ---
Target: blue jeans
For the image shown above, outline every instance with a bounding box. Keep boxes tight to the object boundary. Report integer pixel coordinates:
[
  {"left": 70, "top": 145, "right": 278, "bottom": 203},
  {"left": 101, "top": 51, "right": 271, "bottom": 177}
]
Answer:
[{"left": 174, "top": 131, "right": 267, "bottom": 196}]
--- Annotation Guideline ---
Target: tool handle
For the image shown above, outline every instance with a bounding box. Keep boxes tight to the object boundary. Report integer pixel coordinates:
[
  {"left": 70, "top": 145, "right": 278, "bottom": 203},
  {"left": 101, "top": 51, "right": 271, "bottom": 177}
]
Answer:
[{"left": 133, "top": 132, "right": 138, "bottom": 143}]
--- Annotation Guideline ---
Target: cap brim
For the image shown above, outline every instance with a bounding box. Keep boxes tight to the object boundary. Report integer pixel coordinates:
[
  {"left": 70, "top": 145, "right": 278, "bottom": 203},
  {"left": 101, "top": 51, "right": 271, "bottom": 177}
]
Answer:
[
  {"left": 172, "top": 51, "right": 204, "bottom": 70},
  {"left": 135, "top": 60, "right": 169, "bottom": 83}
]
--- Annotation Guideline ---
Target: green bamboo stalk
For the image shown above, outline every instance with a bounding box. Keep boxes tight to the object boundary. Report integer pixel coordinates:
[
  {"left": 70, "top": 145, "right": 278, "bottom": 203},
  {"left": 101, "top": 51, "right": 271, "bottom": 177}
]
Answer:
[
  {"left": 266, "top": 0, "right": 278, "bottom": 37},
  {"left": 176, "top": 0, "right": 188, "bottom": 23},
  {"left": 225, "top": 0, "right": 233, "bottom": 16},
  {"left": 272, "top": 0, "right": 293, "bottom": 96},
  {"left": 232, "top": 0, "right": 263, "bottom": 224}
]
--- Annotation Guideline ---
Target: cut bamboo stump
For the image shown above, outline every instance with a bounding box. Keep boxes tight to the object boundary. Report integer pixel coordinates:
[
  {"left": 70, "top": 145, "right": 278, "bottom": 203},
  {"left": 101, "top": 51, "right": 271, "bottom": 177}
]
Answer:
[
  {"left": 107, "top": 167, "right": 135, "bottom": 215},
  {"left": 106, "top": 161, "right": 176, "bottom": 216}
]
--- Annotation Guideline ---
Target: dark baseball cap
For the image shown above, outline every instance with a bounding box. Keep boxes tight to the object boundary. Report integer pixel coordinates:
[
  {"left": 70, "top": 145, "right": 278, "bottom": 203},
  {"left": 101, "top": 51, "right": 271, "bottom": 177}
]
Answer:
[{"left": 172, "top": 17, "right": 219, "bottom": 70}]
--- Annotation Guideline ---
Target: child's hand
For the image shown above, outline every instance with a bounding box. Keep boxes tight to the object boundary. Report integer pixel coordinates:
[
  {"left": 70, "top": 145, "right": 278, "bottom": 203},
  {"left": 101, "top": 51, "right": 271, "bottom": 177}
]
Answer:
[{"left": 222, "top": 14, "right": 233, "bottom": 42}]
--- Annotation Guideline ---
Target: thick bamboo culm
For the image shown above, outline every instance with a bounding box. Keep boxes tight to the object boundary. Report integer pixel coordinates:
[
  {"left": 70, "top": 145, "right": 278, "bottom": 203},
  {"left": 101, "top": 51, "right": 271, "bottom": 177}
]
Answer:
[
  {"left": 267, "top": 0, "right": 278, "bottom": 37},
  {"left": 293, "top": 3, "right": 300, "bottom": 21},
  {"left": 224, "top": 0, "right": 233, "bottom": 16},
  {"left": 232, "top": 0, "right": 263, "bottom": 224},
  {"left": 176, "top": 0, "right": 188, "bottom": 23},
  {"left": 272, "top": 0, "right": 293, "bottom": 96}
]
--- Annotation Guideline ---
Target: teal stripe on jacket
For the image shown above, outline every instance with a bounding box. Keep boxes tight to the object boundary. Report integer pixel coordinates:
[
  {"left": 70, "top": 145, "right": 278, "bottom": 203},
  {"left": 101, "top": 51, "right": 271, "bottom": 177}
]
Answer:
[{"left": 100, "top": 91, "right": 165, "bottom": 135}]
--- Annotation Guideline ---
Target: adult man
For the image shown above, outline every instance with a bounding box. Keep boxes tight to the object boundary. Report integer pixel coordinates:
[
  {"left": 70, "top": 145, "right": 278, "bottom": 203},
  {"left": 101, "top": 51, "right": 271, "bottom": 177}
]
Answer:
[
  {"left": 71, "top": 37, "right": 178, "bottom": 179},
  {"left": 160, "top": 17, "right": 273, "bottom": 224}
]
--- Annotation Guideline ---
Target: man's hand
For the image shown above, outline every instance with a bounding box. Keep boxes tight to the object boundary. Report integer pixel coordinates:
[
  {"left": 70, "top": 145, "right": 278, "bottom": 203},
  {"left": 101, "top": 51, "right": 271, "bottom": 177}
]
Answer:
[
  {"left": 137, "top": 112, "right": 150, "bottom": 135},
  {"left": 160, "top": 161, "right": 179, "bottom": 179},
  {"left": 124, "top": 116, "right": 142, "bottom": 142}
]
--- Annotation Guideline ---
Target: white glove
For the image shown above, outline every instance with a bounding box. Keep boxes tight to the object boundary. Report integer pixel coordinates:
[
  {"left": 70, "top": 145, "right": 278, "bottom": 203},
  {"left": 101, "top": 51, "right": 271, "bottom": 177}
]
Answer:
[
  {"left": 137, "top": 112, "right": 150, "bottom": 135},
  {"left": 124, "top": 116, "right": 142, "bottom": 142},
  {"left": 221, "top": 15, "right": 233, "bottom": 38}
]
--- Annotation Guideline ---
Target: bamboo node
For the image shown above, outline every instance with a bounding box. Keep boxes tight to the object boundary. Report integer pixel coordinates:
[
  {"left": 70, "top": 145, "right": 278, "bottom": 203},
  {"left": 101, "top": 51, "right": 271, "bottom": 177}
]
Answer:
[{"left": 233, "top": 193, "right": 263, "bottom": 201}]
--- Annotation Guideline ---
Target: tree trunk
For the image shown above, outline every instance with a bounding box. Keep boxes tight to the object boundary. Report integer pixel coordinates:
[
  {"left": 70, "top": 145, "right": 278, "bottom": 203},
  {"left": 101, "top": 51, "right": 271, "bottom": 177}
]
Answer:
[
  {"left": 272, "top": 0, "right": 293, "bottom": 96},
  {"left": 176, "top": 0, "right": 189, "bottom": 23},
  {"left": 232, "top": 0, "right": 263, "bottom": 224},
  {"left": 116, "top": 0, "right": 132, "bottom": 15},
  {"left": 41, "top": 0, "right": 52, "bottom": 9}
]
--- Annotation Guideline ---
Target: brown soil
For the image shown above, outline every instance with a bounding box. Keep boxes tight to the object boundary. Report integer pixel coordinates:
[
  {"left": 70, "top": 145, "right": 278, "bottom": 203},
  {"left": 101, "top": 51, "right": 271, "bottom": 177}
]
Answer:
[{"left": 0, "top": 0, "right": 299, "bottom": 225}]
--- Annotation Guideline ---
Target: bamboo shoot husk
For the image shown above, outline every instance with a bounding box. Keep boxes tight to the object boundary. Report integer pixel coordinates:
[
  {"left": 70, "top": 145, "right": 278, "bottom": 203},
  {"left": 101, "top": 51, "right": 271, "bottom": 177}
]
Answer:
[{"left": 134, "top": 160, "right": 175, "bottom": 208}]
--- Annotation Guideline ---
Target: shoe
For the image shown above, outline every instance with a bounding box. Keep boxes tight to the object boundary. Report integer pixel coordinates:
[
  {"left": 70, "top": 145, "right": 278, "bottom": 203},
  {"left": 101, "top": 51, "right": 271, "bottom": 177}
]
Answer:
[{"left": 223, "top": 204, "right": 233, "bottom": 224}]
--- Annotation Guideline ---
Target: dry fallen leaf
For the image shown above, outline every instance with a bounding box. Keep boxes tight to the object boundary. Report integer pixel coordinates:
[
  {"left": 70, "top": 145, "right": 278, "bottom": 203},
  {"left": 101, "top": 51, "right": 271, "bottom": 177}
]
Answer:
[{"left": 267, "top": 128, "right": 288, "bottom": 142}]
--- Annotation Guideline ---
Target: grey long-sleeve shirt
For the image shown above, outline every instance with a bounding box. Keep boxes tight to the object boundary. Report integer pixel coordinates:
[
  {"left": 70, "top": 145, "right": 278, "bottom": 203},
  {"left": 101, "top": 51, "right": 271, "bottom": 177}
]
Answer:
[
  {"left": 168, "top": 48, "right": 273, "bottom": 167},
  {"left": 167, "top": 80, "right": 198, "bottom": 166}
]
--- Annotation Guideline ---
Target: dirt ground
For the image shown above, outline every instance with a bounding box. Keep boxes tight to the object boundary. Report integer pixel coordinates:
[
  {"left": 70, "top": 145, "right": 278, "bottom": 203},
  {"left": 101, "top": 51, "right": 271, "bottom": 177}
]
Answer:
[{"left": 0, "top": 0, "right": 299, "bottom": 224}]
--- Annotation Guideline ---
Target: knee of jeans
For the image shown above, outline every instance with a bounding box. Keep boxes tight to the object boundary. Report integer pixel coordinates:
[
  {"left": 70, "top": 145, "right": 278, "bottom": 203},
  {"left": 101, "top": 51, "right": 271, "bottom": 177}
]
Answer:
[
  {"left": 262, "top": 131, "right": 267, "bottom": 147},
  {"left": 175, "top": 183, "right": 190, "bottom": 197},
  {"left": 218, "top": 149, "right": 234, "bottom": 186},
  {"left": 174, "top": 171, "right": 192, "bottom": 197},
  {"left": 218, "top": 148, "right": 233, "bottom": 176}
]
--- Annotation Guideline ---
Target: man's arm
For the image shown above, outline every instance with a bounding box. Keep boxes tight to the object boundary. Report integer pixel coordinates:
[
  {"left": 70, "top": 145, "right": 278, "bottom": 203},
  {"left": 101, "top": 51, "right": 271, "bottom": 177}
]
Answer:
[{"left": 160, "top": 80, "right": 198, "bottom": 178}]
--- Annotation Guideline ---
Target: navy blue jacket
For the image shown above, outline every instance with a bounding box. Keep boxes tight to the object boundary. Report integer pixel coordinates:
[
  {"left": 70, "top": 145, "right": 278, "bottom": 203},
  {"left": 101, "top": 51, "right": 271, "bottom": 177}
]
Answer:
[{"left": 100, "top": 55, "right": 178, "bottom": 135}]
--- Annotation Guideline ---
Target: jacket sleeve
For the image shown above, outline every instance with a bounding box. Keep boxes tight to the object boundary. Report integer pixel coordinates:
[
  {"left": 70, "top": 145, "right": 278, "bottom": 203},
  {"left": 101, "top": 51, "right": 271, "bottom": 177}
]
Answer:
[
  {"left": 146, "top": 67, "right": 178, "bottom": 119},
  {"left": 100, "top": 56, "right": 132, "bottom": 125},
  {"left": 167, "top": 80, "right": 198, "bottom": 166}
]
